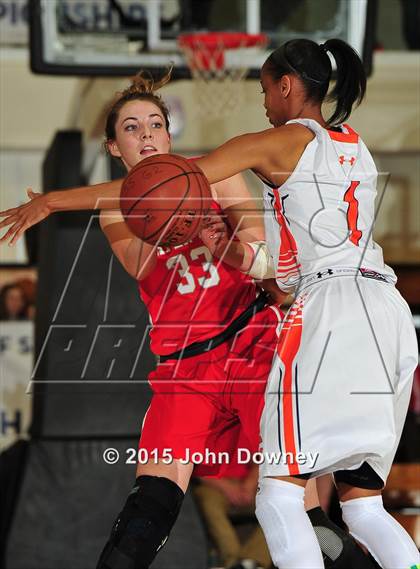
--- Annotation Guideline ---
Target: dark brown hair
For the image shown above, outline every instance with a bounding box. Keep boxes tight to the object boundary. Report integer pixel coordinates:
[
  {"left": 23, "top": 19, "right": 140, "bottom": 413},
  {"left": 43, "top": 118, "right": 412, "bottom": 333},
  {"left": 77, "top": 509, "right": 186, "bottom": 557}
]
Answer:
[
  {"left": 104, "top": 67, "right": 172, "bottom": 148},
  {"left": 0, "top": 283, "right": 28, "bottom": 320}
]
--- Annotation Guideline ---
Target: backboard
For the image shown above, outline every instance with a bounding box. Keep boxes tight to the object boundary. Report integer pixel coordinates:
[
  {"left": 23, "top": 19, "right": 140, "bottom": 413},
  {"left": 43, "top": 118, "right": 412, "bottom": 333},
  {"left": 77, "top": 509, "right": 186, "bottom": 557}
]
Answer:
[{"left": 29, "top": 0, "right": 376, "bottom": 78}]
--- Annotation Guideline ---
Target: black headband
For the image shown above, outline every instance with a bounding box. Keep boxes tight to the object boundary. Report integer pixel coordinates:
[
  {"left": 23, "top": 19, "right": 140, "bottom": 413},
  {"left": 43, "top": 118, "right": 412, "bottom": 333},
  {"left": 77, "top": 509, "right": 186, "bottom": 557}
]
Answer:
[{"left": 281, "top": 44, "right": 328, "bottom": 85}]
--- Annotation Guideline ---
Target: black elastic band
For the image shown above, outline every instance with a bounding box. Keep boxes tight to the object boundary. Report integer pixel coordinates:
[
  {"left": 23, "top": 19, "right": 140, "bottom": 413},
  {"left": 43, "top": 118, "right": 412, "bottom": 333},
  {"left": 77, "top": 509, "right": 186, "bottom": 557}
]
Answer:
[
  {"left": 282, "top": 42, "right": 329, "bottom": 85},
  {"left": 159, "top": 291, "right": 269, "bottom": 362}
]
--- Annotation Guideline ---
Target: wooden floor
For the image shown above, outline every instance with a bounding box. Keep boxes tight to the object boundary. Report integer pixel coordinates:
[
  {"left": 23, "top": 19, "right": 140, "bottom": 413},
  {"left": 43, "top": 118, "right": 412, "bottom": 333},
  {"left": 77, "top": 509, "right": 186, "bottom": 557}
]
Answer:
[{"left": 384, "top": 463, "right": 420, "bottom": 547}]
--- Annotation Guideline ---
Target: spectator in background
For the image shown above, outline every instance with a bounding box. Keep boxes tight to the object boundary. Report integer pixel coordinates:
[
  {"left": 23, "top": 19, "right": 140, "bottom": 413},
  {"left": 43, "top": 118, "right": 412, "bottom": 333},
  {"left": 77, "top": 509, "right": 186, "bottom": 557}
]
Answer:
[
  {"left": 15, "top": 277, "right": 36, "bottom": 321},
  {"left": 193, "top": 435, "right": 272, "bottom": 569},
  {"left": 0, "top": 283, "right": 28, "bottom": 320}
]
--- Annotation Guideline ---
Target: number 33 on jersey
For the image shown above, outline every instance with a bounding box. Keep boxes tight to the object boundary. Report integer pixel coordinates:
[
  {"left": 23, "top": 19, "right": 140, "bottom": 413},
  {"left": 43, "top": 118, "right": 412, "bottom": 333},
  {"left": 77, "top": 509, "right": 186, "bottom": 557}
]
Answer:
[
  {"left": 137, "top": 204, "right": 257, "bottom": 356},
  {"left": 166, "top": 245, "right": 220, "bottom": 295}
]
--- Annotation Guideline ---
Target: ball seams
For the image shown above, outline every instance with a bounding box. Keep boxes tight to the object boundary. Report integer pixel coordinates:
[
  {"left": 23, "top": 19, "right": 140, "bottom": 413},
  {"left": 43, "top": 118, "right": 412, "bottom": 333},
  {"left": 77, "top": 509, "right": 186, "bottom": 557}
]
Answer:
[{"left": 120, "top": 155, "right": 210, "bottom": 246}]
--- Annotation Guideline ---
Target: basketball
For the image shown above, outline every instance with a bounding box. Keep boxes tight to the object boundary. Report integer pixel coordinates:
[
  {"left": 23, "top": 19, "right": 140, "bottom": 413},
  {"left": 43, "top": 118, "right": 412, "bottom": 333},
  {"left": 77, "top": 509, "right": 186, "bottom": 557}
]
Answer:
[{"left": 120, "top": 154, "right": 212, "bottom": 246}]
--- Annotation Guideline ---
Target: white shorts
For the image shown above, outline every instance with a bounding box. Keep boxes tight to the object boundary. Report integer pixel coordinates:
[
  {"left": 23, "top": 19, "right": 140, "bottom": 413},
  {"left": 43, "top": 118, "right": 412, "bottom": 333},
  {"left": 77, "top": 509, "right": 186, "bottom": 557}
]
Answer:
[{"left": 259, "top": 272, "right": 418, "bottom": 482}]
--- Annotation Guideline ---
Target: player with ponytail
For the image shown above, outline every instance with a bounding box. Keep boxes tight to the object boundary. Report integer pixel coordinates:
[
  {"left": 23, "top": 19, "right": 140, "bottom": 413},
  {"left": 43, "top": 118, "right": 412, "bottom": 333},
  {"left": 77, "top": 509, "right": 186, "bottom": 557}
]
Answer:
[
  {"left": 262, "top": 38, "right": 366, "bottom": 126},
  {"left": 1, "top": 38, "right": 417, "bottom": 568},
  {"left": 197, "top": 38, "right": 418, "bottom": 568}
]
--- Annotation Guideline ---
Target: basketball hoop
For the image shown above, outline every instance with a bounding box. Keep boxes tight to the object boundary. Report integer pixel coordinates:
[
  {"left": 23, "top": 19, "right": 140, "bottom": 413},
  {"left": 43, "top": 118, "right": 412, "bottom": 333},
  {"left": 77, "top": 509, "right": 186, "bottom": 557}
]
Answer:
[{"left": 178, "top": 32, "right": 268, "bottom": 118}]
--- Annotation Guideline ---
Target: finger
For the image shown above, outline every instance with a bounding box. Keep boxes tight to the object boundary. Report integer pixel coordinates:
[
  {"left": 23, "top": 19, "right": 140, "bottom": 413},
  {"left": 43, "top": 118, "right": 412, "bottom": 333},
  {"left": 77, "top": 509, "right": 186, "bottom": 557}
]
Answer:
[
  {"left": 0, "top": 219, "right": 22, "bottom": 240},
  {"left": 0, "top": 207, "right": 19, "bottom": 219},
  {"left": 211, "top": 231, "right": 225, "bottom": 242},
  {"left": 212, "top": 223, "right": 227, "bottom": 232},
  {"left": 198, "top": 229, "right": 210, "bottom": 239},
  {"left": 207, "top": 215, "right": 224, "bottom": 224},
  {"left": 202, "top": 218, "right": 216, "bottom": 228},
  {"left": 27, "top": 189, "right": 41, "bottom": 199},
  {"left": 1, "top": 219, "right": 23, "bottom": 244},
  {"left": 203, "top": 213, "right": 224, "bottom": 226},
  {"left": 0, "top": 214, "right": 19, "bottom": 230},
  {"left": 204, "top": 222, "right": 225, "bottom": 232},
  {"left": 9, "top": 222, "right": 28, "bottom": 246}
]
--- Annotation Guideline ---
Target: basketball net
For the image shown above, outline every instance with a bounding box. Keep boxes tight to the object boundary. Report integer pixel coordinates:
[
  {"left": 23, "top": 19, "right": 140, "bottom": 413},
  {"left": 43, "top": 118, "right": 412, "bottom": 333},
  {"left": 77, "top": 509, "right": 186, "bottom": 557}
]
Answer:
[{"left": 178, "top": 33, "right": 268, "bottom": 118}]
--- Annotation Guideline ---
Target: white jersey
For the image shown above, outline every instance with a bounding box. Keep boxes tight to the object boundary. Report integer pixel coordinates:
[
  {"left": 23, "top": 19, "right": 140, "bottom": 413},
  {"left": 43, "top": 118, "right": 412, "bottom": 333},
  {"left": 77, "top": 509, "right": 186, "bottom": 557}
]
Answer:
[
  {"left": 259, "top": 119, "right": 417, "bottom": 482},
  {"left": 263, "top": 118, "right": 396, "bottom": 293}
]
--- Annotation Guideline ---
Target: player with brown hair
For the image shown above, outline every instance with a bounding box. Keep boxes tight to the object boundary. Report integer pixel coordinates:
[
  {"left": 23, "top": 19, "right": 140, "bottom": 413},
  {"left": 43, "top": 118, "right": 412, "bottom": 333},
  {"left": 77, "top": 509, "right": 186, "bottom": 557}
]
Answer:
[
  {"left": 0, "top": 52, "right": 394, "bottom": 568},
  {"left": 2, "top": 70, "right": 284, "bottom": 569},
  {"left": 83, "top": 70, "right": 286, "bottom": 569}
]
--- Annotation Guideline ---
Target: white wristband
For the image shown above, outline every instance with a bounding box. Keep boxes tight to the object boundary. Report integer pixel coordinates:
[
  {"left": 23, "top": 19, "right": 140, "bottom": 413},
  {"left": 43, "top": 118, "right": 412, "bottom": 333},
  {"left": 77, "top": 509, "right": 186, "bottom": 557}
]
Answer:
[{"left": 245, "top": 241, "right": 275, "bottom": 280}]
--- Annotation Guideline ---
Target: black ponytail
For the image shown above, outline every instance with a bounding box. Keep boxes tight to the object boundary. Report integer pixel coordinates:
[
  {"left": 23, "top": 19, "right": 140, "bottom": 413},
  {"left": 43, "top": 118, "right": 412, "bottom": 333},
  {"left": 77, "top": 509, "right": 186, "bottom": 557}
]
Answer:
[
  {"left": 263, "top": 38, "right": 366, "bottom": 126},
  {"left": 323, "top": 38, "right": 366, "bottom": 125}
]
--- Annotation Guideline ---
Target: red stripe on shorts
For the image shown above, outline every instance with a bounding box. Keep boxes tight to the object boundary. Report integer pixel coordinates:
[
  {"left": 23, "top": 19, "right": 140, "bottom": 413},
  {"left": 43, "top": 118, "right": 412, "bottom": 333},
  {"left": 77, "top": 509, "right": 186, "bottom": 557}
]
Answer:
[{"left": 276, "top": 300, "right": 304, "bottom": 475}]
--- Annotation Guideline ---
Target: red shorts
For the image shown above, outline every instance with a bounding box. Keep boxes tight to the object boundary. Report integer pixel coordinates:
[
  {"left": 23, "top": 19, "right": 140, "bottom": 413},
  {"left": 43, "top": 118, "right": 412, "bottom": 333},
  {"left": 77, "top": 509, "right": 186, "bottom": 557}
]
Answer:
[{"left": 139, "top": 304, "right": 282, "bottom": 476}]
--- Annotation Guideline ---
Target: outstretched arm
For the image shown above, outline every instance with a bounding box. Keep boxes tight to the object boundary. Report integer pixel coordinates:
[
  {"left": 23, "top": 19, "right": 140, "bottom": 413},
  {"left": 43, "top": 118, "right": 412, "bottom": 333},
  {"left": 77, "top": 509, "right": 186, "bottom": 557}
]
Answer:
[
  {"left": 196, "top": 132, "right": 268, "bottom": 184},
  {"left": 0, "top": 178, "right": 123, "bottom": 245},
  {"left": 0, "top": 124, "right": 312, "bottom": 246},
  {"left": 196, "top": 124, "right": 314, "bottom": 186},
  {"left": 100, "top": 210, "right": 157, "bottom": 281}
]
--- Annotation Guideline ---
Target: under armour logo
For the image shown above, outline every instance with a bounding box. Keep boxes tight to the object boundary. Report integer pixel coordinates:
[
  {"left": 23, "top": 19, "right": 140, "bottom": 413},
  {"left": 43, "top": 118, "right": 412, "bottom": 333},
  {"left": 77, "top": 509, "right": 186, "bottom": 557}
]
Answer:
[
  {"left": 339, "top": 155, "right": 356, "bottom": 165},
  {"left": 317, "top": 269, "right": 334, "bottom": 278}
]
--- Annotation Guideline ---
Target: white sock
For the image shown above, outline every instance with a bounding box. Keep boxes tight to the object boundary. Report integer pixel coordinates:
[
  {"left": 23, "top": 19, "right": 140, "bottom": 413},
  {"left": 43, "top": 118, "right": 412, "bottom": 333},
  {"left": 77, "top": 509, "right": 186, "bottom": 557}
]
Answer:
[
  {"left": 340, "top": 495, "right": 420, "bottom": 569},
  {"left": 255, "top": 478, "right": 324, "bottom": 568}
]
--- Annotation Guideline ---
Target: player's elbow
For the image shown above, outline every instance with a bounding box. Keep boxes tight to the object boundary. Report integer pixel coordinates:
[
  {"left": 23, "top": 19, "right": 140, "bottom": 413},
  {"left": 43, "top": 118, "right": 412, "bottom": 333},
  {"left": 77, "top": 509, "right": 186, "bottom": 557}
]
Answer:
[{"left": 125, "top": 247, "right": 157, "bottom": 282}]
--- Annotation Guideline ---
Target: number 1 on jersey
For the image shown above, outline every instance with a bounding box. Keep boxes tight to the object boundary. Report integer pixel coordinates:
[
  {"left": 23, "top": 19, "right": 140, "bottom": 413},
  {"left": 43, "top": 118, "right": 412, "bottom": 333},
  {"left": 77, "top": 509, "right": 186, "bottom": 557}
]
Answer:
[{"left": 343, "top": 181, "right": 362, "bottom": 246}]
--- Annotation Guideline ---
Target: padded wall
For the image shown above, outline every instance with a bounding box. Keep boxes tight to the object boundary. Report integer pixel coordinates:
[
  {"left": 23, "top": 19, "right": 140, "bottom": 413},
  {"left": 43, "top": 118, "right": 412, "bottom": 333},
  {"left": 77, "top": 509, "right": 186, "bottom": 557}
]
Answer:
[
  {"left": 31, "top": 131, "right": 155, "bottom": 437},
  {"left": 5, "top": 440, "right": 206, "bottom": 569}
]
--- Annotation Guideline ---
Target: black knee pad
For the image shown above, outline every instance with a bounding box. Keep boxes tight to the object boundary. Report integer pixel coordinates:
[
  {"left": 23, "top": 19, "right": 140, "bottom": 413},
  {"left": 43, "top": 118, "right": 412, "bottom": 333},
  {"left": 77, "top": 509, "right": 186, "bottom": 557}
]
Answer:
[
  {"left": 97, "top": 475, "right": 184, "bottom": 569},
  {"left": 307, "top": 507, "right": 381, "bottom": 569}
]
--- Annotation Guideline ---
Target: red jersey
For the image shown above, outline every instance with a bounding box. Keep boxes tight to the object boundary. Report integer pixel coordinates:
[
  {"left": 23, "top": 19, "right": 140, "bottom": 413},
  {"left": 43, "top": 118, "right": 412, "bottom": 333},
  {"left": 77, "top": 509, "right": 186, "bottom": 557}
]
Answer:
[{"left": 139, "top": 202, "right": 256, "bottom": 355}]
